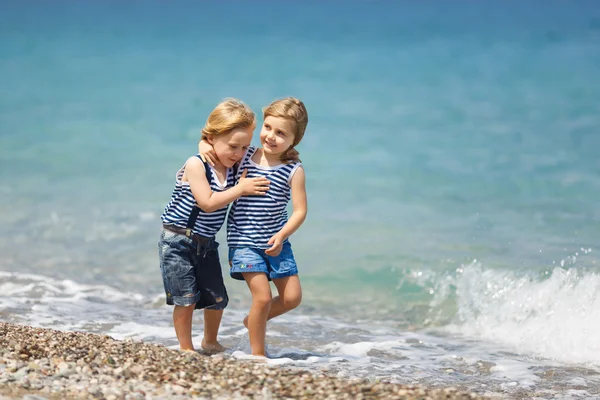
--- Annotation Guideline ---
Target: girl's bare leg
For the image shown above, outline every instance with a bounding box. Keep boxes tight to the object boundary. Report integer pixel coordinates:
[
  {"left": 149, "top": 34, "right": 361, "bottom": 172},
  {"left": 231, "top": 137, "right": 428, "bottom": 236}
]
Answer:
[
  {"left": 243, "top": 272, "right": 272, "bottom": 356},
  {"left": 243, "top": 275, "right": 302, "bottom": 328}
]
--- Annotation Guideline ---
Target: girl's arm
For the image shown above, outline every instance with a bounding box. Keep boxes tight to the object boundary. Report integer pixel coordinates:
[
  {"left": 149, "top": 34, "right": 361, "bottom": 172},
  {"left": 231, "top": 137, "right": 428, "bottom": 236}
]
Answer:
[
  {"left": 198, "top": 139, "right": 218, "bottom": 166},
  {"left": 186, "top": 156, "right": 269, "bottom": 213},
  {"left": 265, "top": 166, "right": 307, "bottom": 256}
]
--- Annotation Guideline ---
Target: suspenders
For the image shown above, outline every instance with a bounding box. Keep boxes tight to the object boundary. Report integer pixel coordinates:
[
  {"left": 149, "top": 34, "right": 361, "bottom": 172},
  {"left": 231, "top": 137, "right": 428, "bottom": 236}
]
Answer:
[{"left": 185, "top": 156, "right": 212, "bottom": 238}]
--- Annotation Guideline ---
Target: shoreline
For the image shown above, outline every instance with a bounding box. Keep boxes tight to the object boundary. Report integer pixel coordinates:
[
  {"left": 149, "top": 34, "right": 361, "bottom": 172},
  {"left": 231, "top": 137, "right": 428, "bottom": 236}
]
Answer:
[{"left": 0, "top": 322, "right": 487, "bottom": 399}]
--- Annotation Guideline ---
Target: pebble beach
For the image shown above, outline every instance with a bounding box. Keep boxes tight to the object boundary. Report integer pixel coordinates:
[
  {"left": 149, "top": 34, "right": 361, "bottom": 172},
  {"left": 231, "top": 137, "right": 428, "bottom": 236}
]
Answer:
[{"left": 0, "top": 323, "right": 487, "bottom": 400}]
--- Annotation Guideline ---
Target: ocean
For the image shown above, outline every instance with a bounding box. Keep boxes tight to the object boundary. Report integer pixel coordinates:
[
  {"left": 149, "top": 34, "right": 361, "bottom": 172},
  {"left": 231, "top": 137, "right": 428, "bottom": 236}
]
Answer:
[{"left": 1, "top": 1, "right": 599, "bottom": 398}]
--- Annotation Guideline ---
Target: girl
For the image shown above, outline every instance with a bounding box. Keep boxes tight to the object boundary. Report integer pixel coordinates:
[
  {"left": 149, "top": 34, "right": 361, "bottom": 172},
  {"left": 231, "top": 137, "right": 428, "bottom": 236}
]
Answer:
[
  {"left": 159, "top": 98, "right": 270, "bottom": 353},
  {"left": 200, "top": 97, "right": 308, "bottom": 356}
]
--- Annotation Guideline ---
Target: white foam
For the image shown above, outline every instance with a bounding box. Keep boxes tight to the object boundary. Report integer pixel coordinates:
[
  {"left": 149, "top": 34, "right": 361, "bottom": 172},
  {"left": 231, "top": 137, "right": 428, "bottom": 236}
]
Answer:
[
  {"left": 107, "top": 321, "right": 175, "bottom": 341},
  {"left": 0, "top": 271, "right": 145, "bottom": 303},
  {"left": 0, "top": 271, "right": 155, "bottom": 333},
  {"left": 447, "top": 262, "right": 600, "bottom": 366},
  {"left": 2, "top": 270, "right": 599, "bottom": 398},
  {"left": 320, "top": 340, "right": 401, "bottom": 358}
]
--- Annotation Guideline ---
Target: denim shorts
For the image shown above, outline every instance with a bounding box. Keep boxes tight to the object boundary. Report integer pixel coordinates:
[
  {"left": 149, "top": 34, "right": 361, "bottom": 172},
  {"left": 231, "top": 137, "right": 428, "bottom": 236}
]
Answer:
[
  {"left": 158, "top": 229, "right": 228, "bottom": 310},
  {"left": 228, "top": 242, "right": 298, "bottom": 281}
]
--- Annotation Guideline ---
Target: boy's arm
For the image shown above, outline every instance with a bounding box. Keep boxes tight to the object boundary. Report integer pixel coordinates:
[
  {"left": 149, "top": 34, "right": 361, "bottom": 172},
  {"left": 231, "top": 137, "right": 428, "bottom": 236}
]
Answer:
[
  {"left": 265, "top": 166, "right": 307, "bottom": 256},
  {"left": 186, "top": 157, "right": 268, "bottom": 213}
]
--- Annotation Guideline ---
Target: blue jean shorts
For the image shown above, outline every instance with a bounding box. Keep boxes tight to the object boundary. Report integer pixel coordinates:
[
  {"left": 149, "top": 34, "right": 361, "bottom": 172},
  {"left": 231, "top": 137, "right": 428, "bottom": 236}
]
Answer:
[
  {"left": 158, "top": 229, "right": 228, "bottom": 310},
  {"left": 228, "top": 242, "right": 298, "bottom": 281}
]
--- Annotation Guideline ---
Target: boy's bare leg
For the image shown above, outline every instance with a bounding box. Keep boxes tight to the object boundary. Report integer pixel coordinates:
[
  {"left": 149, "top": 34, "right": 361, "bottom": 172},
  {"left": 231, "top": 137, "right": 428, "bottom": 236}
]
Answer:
[
  {"left": 201, "top": 309, "right": 226, "bottom": 354},
  {"left": 173, "top": 304, "right": 196, "bottom": 351},
  {"left": 243, "top": 272, "right": 272, "bottom": 356},
  {"left": 243, "top": 275, "right": 302, "bottom": 328}
]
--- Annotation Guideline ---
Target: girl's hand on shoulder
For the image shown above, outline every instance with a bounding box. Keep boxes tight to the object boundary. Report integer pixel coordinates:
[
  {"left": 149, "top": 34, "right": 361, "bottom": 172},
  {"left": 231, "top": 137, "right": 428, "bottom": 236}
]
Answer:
[
  {"left": 198, "top": 139, "right": 218, "bottom": 167},
  {"left": 238, "top": 169, "right": 270, "bottom": 196}
]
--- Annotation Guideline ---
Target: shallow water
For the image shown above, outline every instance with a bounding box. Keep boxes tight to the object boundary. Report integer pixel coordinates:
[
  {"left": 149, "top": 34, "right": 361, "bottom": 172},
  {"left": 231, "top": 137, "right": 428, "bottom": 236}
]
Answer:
[{"left": 1, "top": 1, "right": 600, "bottom": 398}]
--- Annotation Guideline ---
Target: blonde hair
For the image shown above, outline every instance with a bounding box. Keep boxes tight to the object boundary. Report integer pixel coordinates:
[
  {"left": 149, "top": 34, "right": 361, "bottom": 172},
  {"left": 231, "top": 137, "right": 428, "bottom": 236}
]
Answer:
[
  {"left": 201, "top": 98, "right": 256, "bottom": 140},
  {"left": 262, "top": 97, "right": 308, "bottom": 163}
]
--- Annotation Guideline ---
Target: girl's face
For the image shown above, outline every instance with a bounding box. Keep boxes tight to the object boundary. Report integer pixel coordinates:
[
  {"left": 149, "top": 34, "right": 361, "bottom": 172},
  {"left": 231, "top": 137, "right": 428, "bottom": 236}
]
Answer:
[
  {"left": 259, "top": 116, "right": 296, "bottom": 158},
  {"left": 208, "top": 126, "right": 253, "bottom": 168}
]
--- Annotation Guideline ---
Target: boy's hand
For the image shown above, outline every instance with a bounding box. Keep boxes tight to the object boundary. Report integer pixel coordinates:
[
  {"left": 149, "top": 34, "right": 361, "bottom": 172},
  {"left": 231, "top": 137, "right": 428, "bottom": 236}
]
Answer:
[
  {"left": 198, "top": 140, "right": 218, "bottom": 167},
  {"left": 265, "top": 234, "right": 283, "bottom": 256},
  {"left": 238, "top": 169, "right": 270, "bottom": 196}
]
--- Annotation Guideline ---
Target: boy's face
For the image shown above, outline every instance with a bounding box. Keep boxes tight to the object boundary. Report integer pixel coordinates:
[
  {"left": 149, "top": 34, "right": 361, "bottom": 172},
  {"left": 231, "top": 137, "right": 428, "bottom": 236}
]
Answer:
[
  {"left": 209, "top": 126, "right": 253, "bottom": 168},
  {"left": 260, "top": 116, "right": 295, "bottom": 158}
]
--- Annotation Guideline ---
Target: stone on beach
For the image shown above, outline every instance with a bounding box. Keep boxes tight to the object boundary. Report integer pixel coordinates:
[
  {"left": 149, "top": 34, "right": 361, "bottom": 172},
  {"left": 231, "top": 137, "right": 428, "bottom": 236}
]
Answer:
[{"left": 0, "top": 322, "right": 488, "bottom": 399}]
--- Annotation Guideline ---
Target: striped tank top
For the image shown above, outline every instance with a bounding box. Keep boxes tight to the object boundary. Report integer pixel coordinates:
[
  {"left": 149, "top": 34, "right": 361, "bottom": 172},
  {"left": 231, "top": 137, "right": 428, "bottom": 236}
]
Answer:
[
  {"left": 161, "top": 155, "right": 235, "bottom": 238},
  {"left": 227, "top": 146, "right": 302, "bottom": 249}
]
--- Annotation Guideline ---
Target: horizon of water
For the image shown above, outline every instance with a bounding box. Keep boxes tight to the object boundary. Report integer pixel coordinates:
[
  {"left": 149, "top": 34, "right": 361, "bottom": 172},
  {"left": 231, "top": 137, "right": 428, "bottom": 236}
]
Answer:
[{"left": 1, "top": 1, "right": 600, "bottom": 398}]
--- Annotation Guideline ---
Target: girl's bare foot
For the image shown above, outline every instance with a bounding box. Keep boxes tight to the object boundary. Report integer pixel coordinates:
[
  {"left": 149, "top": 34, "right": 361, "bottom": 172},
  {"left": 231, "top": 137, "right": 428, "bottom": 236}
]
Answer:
[
  {"left": 249, "top": 354, "right": 268, "bottom": 361},
  {"left": 201, "top": 339, "right": 226, "bottom": 355}
]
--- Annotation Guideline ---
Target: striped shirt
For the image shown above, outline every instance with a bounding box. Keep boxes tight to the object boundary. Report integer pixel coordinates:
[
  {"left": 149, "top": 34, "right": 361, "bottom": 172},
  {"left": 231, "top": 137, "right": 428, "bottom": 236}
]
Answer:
[
  {"left": 227, "top": 146, "right": 302, "bottom": 249},
  {"left": 161, "top": 155, "right": 235, "bottom": 238}
]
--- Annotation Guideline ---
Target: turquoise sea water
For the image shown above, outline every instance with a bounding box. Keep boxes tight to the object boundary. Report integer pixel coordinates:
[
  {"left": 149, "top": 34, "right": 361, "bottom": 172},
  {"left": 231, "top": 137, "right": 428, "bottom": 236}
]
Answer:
[{"left": 1, "top": 1, "right": 600, "bottom": 398}]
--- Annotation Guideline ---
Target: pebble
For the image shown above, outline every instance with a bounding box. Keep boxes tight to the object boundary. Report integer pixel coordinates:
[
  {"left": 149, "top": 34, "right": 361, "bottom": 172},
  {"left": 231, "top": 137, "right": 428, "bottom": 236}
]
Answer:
[{"left": 0, "top": 322, "right": 488, "bottom": 399}]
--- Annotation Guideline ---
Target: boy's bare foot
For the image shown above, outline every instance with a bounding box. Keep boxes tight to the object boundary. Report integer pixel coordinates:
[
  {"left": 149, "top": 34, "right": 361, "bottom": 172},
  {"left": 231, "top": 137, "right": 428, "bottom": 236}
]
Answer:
[{"left": 201, "top": 339, "right": 226, "bottom": 355}]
